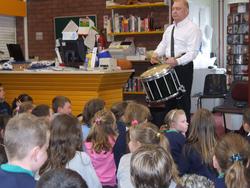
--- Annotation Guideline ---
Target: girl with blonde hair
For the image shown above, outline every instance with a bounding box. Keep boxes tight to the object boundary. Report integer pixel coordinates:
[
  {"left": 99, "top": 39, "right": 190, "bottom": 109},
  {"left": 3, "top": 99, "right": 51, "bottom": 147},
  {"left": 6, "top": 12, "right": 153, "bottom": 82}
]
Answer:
[
  {"left": 161, "top": 109, "right": 188, "bottom": 167},
  {"left": 213, "top": 133, "right": 250, "bottom": 188}
]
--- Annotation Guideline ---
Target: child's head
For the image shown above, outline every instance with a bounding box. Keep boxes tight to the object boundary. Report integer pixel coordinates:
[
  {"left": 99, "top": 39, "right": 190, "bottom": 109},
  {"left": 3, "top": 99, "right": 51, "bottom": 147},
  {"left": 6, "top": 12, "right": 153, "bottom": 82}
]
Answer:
[
  {"left": 37, "top": 168, "right": 88, "bottom": 188},
  {"left": 40, "top": 114, "right": 82, "bottom": 175},
  {"left": 111, "top": 100, "right": 130, "bottom": 122},
  {"left": 18, "top": 101, "right": 34, "bottom": 114},
  {"left": 82, "top": 98, "right": 105, "bottom": 125},
  {"left": 128, "top": 122, "right": 169, "bottom": 153},
  {"left": 86, "top": 109, "right": 117, "bottom": 153},
  {"left": 12, "top": 93, "right": 33, "bottom": 111},
  {"left": 163, "top": 109, "right": 188, "bottom": 134},
  {"left": 0, "top": 83, "right": 5, "bottom": 100},
  {"left": 4, "top": 113, "right": 49, "bottom": 171},
  {"left": 0, "top": 114, "right": 11, "bottom": 141},
  {"left": 130, "top": 144, "right": 178, "bottom": 188},
  {"left": 188, "top": 108, "right": 217, "bottom": 164},
  {"left": 180, "top": 174, "right": 214, "bottom": 188},
  {"left": 52, "top": 96, "right": 72, "bottom": 114},
  {"left": 213, "top": 133, "right": 250, "bottom": 188},
  {"left": 32, "top": 104, "right": 53, "bottom": 122},
  {"left": 243, "top": 108, "right": 250, "bottom": 133},
  {"left": 123, "top": 102, "right": 151, "bottom": 127}
]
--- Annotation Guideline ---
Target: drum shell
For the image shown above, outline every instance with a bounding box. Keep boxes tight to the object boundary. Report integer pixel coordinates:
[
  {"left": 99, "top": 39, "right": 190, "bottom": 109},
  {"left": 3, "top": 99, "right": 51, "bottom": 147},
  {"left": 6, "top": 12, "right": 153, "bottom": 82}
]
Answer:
[{"left": 140, "top": 68, "right": 182, "bottom": 103}]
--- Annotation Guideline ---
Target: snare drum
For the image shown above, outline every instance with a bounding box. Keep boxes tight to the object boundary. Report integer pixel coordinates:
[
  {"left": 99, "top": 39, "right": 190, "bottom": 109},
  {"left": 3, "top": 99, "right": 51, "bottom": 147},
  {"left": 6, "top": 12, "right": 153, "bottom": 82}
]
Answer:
[{"left": 140, "top": 64, "right": 185, "bottom": 103}]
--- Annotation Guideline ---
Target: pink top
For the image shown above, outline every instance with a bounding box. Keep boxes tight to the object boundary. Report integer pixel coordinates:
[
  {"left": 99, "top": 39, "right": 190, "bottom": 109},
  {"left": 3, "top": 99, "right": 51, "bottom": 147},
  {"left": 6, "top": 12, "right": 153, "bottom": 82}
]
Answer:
[{"left": 84, "top": 138, "right": 116, "bottom": 186}]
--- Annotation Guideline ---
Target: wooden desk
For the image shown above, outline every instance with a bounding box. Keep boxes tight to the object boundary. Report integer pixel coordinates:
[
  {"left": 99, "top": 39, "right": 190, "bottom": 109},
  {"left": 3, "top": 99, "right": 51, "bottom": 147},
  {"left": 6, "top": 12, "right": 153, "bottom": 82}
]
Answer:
[{"left": 0, "top": 69, "right": 133, "bottom": 115}]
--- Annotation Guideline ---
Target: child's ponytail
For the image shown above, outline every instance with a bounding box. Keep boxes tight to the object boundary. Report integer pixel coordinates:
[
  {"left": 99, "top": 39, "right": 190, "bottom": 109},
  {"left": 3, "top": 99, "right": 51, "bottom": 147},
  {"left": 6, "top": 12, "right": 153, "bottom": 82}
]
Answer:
[{"left": 225, "top": 154, "right": 248, "bottom": 188}]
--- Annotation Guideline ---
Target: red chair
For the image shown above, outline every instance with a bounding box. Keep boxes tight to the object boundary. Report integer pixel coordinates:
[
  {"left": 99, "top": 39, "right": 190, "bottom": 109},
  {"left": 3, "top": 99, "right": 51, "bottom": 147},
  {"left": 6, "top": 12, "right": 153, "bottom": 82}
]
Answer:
[{"left": 213, "top": 80, "right": 248, "bottom": 132}]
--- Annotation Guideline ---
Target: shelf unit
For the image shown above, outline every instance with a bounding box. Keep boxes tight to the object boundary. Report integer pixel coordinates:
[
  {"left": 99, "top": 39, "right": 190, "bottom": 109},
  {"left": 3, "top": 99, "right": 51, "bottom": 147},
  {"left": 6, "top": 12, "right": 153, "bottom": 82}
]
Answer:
[
  {"left": 106, "top": 2, "right": 167, "bottom": 9},
  {"left": 226, "top": 2, "right": 249, "bottom": 84},
  {"left": 108, "top": 30, "right": 164, "bottom": 36}
]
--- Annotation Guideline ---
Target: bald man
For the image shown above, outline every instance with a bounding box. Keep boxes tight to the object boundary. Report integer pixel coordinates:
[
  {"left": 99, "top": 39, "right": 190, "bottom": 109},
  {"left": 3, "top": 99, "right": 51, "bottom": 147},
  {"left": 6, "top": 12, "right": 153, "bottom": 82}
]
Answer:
[{"left": 150, "top": 0, "right": 202, "bottom": 124}]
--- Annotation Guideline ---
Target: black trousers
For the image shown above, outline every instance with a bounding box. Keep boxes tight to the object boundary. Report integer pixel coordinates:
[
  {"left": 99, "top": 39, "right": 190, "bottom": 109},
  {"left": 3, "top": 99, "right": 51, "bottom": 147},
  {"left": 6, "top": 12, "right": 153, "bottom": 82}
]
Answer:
[{"left": 150, "top": 62, "right": 193, "bottom": 126}]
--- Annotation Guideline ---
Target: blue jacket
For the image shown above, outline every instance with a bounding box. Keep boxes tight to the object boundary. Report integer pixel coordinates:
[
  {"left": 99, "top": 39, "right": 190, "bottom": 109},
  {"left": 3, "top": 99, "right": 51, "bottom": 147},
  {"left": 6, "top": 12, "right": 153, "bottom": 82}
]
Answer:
[
  {"left": 178, "top": 144, "right": 217, "bottom": 181},
  {"left": 113, "top": 121, "right": 127, "bottom": 168},
  {"left": 164, "top": 130, "right": 186, "bottom": 168},
  {"left": 0, "top": 164, "right": 36, "bottom": 188}
]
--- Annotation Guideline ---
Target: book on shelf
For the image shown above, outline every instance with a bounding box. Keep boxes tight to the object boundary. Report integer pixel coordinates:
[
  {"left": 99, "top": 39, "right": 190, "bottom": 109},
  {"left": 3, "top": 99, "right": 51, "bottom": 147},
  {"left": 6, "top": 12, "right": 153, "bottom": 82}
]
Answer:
[
  {"left": 108, "top": 14, "right": 155, "bottom": 33},
  {"left": 123, "top": 77, "right": 144, "bottom": 92}
]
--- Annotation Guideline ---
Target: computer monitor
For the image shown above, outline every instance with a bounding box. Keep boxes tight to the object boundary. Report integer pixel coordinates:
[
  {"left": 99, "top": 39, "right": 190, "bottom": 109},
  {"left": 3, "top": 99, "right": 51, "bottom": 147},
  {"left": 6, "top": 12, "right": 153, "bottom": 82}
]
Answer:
[
  {"left": 59, "top": 37, "right": 87, "bottom": 68},
  {"left": 6, "top": 43, "right": 25, "bottom": 61}
]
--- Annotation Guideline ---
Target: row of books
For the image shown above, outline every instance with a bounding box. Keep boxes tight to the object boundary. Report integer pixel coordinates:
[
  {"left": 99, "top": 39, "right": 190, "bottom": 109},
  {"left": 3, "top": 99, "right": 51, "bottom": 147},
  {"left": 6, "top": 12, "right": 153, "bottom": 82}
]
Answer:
[
  {"left": 123, "top": 77, "right": 144, "bottom": 92},
  {"left": 227, "top": 54, "right": 249, "bottom": 65},
  {"left": 227, "top": 64, "right": 248, "bottom": 75},
  {"left": 228, "top": 12, "right": 249, "bottom": 25},
  {"left": 227, "top": 24, "right": 248, "bottom": 35},
  {"left": 227, "top": 34, "right": 249, "bottom": 45},
  {"left": 111, "top": 13, "right": 154, "bottom": 33},
  {"left": 227, "top": 45, "right": 248, "bottom": 55}
]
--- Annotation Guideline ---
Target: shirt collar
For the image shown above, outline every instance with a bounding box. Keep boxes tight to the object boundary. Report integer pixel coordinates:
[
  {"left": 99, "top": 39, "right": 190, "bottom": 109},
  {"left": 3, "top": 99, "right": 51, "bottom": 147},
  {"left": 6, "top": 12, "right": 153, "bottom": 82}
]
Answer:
[
  {"left": 173, "top": 16, "right": 189, "bottom": 28},
  {"left": 248, "top": 132, "right": 250, "bottom": 136},
  {"left": 1, "top": 163, "right": 33, "bottom": 177}
]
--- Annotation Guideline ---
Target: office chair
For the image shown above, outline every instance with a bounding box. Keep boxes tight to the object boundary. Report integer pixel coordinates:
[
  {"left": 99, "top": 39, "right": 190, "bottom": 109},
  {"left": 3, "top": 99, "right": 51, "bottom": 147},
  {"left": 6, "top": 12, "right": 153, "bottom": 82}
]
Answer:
[
  {"left": 196, "top": 74, "right": 227, "bottom": 109},
  {"left": 213, "top": 80, "right": 248, "bottom": 132}
]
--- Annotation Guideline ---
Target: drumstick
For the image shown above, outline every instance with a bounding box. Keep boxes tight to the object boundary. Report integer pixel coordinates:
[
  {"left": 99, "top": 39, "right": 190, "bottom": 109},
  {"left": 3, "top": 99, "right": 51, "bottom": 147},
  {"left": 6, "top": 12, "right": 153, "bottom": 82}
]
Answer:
[{"left": 156, "top": 54, "right": 183, "bottom": 64}]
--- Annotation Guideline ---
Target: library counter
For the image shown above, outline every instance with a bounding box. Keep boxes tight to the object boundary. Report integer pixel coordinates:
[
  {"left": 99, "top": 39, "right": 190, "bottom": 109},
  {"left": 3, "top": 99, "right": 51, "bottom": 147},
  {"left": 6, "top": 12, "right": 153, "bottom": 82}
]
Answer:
[{"left": 0, "top": 69, "right": 133, "bottom": 115}]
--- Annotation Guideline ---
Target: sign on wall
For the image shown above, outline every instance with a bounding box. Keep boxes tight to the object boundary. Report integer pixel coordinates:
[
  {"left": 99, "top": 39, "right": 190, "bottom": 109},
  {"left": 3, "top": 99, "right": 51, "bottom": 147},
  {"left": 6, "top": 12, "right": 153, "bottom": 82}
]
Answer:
[{"left": 54, "top": 15, "right": 97, "bottom": 40}]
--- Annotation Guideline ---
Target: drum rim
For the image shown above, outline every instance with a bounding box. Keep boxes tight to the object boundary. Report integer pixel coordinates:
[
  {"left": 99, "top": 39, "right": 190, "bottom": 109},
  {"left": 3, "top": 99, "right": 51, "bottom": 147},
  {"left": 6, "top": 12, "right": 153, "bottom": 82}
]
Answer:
[
  {"left": 140, "top": 64, "right": 171, "bottom": 79},
  {"left": 140, "top": 68, "right": 174, "bottom": 82},
  {"left": 146, "top": 91, "right": 180, "bottom": 103}
]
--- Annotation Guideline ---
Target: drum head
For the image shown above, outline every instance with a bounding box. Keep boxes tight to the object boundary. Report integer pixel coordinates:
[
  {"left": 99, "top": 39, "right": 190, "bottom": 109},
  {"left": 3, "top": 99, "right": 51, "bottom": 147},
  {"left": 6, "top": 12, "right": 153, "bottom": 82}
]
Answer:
[{"left": 140, "top": 64, "right": 171, "bottom": 79}]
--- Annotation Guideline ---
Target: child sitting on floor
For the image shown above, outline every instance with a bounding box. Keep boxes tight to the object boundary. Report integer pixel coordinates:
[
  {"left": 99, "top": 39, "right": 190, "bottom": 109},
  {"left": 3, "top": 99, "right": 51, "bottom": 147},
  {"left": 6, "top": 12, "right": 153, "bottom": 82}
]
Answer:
[{"left": 0, "top": 113, "right": 49, "bottom": 188}]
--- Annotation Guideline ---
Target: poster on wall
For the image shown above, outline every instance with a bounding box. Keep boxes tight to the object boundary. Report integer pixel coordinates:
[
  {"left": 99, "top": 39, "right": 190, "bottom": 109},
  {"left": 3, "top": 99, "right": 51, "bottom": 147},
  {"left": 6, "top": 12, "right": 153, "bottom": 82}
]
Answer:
[{"left": 54, "top": 15, "right": 97, "bottom": 40}]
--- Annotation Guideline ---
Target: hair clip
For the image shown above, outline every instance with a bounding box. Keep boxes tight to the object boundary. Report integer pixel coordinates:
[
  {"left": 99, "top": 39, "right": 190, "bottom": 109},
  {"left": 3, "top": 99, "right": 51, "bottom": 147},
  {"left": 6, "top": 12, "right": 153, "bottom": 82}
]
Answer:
[
  {"left": 94, "top": 117, "right": 101, "bottom": 125},
  {"left": 131, "top": 119, "right": 139, "bottom": 126},
  {"left": 230, "top": 153, "right": 243, "bottom": 162}
]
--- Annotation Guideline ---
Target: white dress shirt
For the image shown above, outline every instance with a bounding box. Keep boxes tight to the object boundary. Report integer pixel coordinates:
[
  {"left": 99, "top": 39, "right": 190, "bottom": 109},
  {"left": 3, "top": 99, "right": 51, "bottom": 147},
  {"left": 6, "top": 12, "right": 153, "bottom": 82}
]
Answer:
[{"left": 154, "top": 17, "right": 202, "bottom": 66}]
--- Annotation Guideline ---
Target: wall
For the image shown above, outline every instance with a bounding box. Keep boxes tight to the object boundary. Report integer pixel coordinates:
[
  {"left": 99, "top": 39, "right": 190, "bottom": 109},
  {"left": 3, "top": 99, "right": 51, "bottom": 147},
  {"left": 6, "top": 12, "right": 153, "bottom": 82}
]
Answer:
[{"left": 16, "top": 0, "right": 169, "bottom": 60}]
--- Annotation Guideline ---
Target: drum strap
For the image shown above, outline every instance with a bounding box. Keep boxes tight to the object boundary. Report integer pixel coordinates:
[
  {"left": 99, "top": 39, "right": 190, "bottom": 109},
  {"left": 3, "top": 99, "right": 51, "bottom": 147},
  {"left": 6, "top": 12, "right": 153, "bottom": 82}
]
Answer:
[{"left": 170, "top": 26, "right": 175, "bottom": 57}]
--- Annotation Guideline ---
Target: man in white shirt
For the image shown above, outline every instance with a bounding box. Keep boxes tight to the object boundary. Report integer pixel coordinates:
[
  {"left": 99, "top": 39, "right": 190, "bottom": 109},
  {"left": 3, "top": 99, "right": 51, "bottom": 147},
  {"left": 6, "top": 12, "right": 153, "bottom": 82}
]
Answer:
[{"left": 151, "top": 0, "right": 202, "bottom": 124}]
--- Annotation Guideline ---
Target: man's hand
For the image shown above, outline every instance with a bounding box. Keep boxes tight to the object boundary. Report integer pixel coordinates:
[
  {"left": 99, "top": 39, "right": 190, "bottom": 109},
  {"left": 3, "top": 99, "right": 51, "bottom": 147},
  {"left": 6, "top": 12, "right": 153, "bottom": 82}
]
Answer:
[
  {"left": 150, "top": 52, "right": 159, "bottom": 64},
  {"left": 166, "top": 57, "right": 178, "bottom": 67}
]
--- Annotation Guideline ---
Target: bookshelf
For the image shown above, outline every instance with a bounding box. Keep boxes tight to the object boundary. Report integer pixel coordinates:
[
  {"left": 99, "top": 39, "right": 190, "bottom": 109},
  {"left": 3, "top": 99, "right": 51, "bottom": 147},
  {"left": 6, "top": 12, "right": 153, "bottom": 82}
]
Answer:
[
  {"left": 226, "top": 2, "right": 249, "bottom": 84},
  {"left": 108, "top": 30, "right": 164, "bottom": 36},
  {"left": 106, "top": 1, "right": 169, "bottom": 35}
]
